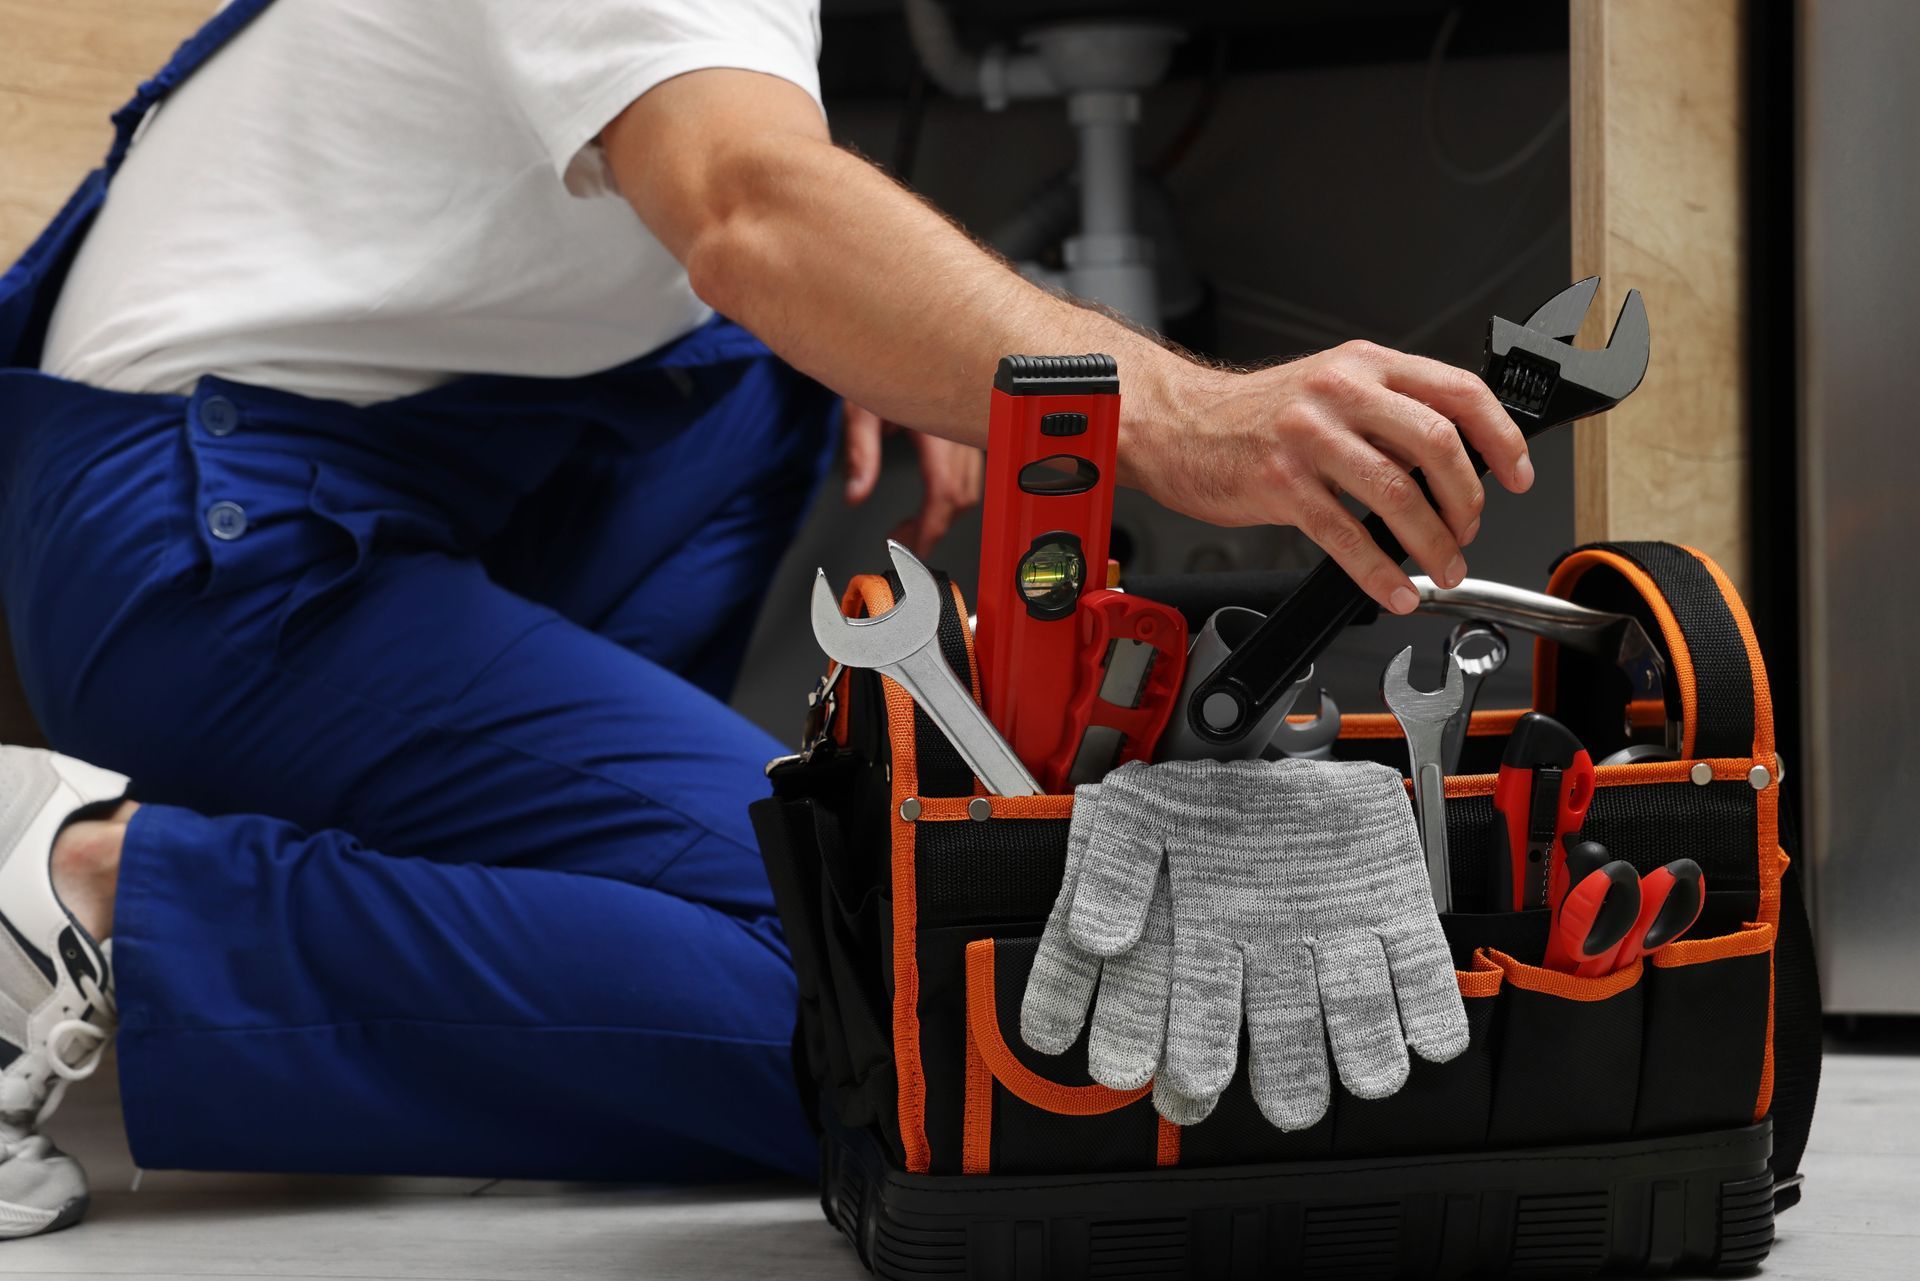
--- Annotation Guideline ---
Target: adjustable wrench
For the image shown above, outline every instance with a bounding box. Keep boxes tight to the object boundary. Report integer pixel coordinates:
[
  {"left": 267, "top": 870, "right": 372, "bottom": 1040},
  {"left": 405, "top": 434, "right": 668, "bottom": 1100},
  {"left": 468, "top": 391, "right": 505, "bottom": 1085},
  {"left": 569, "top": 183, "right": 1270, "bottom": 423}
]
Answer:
[
  {"left": 1186, "top": 278, "right": 1651, "bottom": 747},
  {"left": 811, "top": 541, "right": 1040, "bottom": 797},
  {"left": 1381, "top": 645, "right": 1463, "bottom": 911}
]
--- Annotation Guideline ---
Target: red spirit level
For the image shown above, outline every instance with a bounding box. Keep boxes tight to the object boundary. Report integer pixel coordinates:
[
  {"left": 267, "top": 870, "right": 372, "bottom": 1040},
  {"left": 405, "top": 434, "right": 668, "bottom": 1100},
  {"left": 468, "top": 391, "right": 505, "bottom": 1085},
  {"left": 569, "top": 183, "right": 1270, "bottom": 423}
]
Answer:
[{"left": 975, "top": 355, "right": 1122, "bottom": 782}]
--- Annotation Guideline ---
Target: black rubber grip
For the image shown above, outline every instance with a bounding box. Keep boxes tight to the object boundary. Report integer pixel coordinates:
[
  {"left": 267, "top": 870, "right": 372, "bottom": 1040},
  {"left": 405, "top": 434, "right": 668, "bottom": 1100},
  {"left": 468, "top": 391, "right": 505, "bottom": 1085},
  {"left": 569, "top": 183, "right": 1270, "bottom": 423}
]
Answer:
[{"left": 993, "top": 354, "right": 1119, "bottom": 395}]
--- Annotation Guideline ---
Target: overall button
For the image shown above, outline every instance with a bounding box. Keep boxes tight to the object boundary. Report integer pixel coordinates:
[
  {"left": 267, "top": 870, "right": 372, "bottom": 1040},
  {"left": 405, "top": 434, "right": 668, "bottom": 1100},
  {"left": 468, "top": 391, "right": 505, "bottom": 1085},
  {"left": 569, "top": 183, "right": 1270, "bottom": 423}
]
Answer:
[
  {"left": 206, "top": 501, "right": 248, "bottom": 541},
  {"left": 200, "top": 395, "right": 240, "bottom": 437}
]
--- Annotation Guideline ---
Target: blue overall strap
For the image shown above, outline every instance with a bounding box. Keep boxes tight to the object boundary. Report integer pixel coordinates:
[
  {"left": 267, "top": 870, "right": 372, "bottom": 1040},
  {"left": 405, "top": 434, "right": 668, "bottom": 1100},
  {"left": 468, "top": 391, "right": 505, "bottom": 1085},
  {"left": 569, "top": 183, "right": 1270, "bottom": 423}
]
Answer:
[{"left": 104, "top": 0, "right": 280, "bottom": 175}]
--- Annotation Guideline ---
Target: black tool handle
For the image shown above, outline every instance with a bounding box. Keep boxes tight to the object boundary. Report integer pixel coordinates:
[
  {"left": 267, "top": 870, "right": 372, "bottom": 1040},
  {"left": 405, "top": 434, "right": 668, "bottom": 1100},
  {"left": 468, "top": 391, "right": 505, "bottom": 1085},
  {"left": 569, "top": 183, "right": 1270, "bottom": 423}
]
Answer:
[
  {"left": 1121, "top": 570, "right": 1326, "bottom": 632},
  {"left": 1183, "top": 445, "right": 1483, "bottom": 743}
]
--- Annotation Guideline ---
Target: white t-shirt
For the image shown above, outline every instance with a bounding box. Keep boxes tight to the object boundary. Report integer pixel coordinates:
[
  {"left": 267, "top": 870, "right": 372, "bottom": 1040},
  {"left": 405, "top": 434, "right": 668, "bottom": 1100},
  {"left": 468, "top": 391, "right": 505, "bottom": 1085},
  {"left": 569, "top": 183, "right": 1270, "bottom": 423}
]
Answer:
[{"left": 41, "top": 0, "right": 824, "bottom": 406}]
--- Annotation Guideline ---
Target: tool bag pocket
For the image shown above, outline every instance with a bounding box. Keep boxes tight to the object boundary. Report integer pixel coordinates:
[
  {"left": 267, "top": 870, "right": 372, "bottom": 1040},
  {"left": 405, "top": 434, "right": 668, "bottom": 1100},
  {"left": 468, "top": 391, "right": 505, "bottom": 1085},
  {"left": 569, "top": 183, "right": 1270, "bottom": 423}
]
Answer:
[
  {"left": 958, "top": 936, "right": 1173, "bottom": 1175},
  {"left": 750, "top": 796, "right": 897, "bottom": 1135},
  {"left": 1483, "top": 949, "right": 1648, "bottom": 1146},
  {"left": 1635, "top": 921, "right": 1776, "bottom": 1137},
  {"left": 1328, "top": 952, "right": 1504, "bottom": 1156}
]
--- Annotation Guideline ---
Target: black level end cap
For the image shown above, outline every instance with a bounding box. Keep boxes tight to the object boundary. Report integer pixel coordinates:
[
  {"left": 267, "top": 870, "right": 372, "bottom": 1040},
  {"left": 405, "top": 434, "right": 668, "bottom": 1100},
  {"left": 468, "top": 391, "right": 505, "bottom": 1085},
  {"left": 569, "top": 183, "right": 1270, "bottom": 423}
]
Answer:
[{"left": 995, "top": 354, "right": 1119, "bottom": 396}]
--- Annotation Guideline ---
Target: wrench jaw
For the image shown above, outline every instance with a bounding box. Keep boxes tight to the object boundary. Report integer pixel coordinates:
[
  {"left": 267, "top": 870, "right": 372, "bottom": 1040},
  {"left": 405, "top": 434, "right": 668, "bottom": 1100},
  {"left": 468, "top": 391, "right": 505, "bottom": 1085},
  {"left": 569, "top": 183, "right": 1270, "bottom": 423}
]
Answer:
[
  {"left": 1484, "top": 286, "right": 1650, "bottom": 429},
  {"left": 811, "top": 541, "right": 1043, "bottom": 798},
  {"left": 808, "top": 540, "right": 947, "bottom": 670},
  {"left": 1380, "top": 645, "right": 1465, "bottom": 717},
  {"left": 1520, "top": 274, "right": 1601, "bottom": 343}
]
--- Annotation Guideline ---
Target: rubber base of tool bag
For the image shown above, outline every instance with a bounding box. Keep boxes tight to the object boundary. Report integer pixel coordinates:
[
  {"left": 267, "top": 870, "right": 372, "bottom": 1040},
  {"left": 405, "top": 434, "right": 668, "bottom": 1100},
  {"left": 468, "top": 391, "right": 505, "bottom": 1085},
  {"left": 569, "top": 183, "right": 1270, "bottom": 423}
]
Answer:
[{"left": 819, "top": 1111, "right": 1776, "bottom": 1280}]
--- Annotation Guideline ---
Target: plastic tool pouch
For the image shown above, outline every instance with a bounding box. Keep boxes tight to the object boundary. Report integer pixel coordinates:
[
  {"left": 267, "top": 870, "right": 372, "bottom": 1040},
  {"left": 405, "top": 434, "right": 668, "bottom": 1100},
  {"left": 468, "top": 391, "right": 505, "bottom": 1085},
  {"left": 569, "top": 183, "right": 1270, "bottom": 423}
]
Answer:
[{"left": 750, "top": 541, "right": 1819, "bottom": 1281}]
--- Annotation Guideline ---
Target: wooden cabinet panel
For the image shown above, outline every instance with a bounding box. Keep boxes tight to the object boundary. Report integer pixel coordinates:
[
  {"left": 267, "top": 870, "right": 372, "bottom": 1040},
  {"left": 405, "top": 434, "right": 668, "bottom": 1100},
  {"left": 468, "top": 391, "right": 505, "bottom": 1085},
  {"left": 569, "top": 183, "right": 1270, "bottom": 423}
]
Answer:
[{"left": 1570, "top": 0, "right": 1749, "bottom": 587}]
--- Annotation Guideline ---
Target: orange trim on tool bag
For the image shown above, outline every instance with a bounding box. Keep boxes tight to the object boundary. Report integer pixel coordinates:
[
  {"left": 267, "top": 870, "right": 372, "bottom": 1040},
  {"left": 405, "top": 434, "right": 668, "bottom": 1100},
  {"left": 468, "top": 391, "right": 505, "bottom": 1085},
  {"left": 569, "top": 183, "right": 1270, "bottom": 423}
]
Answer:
[
  {"left": 1336, "top": 712, "right": 1403, "bottom": 740},
  {"left": 1463, "top": 707, "right": 1528, "bottom": 738},
  {"left": 1336, "top": 708, "right": 1526, "bottom": 740},
  {"left": 829, "top": 578, "right": 887, "bottom": 746},
  {"left": 960, "top": 941, "right": 1152, "bottom": 1160},
  {"left": 948, "top": 580, "right": 983, "bottom": 704},
  {"left": 909, "top": 794, "right": 1075, "bottom": 822},
  {"left": 1536, "top": 550, "right": 1699, "bottom": 758},
  {"left": 847, "top": 574, "right": 933, "bottom": 1172},
  {"left": 1488, "top": 949, "right": 1644, "bottom": 1001},
  {"left": 829, "top": 663, "right": 852, "bottom": 745},
  {"left": 1156, "top": 1118, "right": 1181, "bottom": 1167},
  {"left": 1440, "top": 756, "right": 1759, "bottom": 800},
  {"left": 1651, "top": 920, "right": 1776, "bottom": 969},
  {"left": 962, "top": 1014, "right": 995, "bottom": 1175},
  {"left": 963, "top": 943, "right": 1151, "bottom": 1115},
  {"left": 1457, "top": 951, "right": 1505, "bottom": 999}
]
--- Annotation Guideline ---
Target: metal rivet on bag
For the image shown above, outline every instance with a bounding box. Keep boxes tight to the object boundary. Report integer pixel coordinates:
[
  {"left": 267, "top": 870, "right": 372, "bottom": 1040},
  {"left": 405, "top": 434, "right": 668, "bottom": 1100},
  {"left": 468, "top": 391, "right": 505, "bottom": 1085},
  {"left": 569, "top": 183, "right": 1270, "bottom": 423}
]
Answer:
[
  {"left": 898, "top": 797, "right": 921, "bottom": 821},
  {"left": 1749, "top": 765, "right": 1772, "bottom": 790},
  {"left": 968, "top": 797, "right": 992, "bottom": 822},
  {"left": 1690, "top": 762, "right": 1713, "bottom": 785}
]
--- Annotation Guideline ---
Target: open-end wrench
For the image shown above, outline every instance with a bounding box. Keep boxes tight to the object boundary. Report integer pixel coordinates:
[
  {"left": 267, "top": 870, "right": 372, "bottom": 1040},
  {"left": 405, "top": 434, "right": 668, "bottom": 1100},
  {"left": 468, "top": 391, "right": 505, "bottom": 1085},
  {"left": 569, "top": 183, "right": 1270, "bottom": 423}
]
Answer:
[
  {"left": 1185, "top": 278, "right": 1650, "bottom": 748},
  {"left": 811, "top": 541, "right": 1041, "bottom": 797},
  {"left": 1381, "top": 645, "right": 1463, "bottom": 912},
  {"left": 1441, "top": 621, "right": 1508, "bottom": 775}
]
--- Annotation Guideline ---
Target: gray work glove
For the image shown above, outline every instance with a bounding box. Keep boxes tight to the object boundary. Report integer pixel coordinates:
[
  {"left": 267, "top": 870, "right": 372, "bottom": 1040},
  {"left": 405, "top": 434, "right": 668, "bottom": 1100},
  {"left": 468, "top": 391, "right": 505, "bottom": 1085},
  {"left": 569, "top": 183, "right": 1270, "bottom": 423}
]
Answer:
[
  {"left": 1070, "top": 759, "right": 1468, "bottom": 1131},
  {"left": 1021, "top": 784, "right": 1216, "bottom": 1126}
]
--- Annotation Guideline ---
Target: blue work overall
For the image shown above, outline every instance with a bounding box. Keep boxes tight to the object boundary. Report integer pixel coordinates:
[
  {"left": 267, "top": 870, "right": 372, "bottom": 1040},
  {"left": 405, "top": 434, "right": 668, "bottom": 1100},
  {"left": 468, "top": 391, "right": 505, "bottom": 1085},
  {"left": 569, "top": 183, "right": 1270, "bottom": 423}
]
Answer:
[{"left": 0, "top": 1, "right": 836, "bottom": 1179}]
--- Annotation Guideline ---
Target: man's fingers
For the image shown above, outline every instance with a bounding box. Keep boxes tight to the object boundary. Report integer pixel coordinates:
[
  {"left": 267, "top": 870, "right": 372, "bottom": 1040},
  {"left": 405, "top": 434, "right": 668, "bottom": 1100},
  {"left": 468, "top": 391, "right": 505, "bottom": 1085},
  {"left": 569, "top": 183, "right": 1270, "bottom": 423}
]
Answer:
[
  {"left": 917, "top": 487, "right": 958, "bottom": 550},
  {"left": 1353, "top": 384, "right": 1484, "bottom": 550},
  {"left": 1381, "top": 353, "right": 1533, "bottom": 494},
  {"left": 1289, "top": 487, "right": 1421, "bottom": 614},
  {"left": 957, "top": 444, "right": 985, "bottom": 511},
  {"left": 1316, "top": 436, "right": 1465, "bottom": 591},
  {"left": 842, "top": 402, "right": 884, "bottom": 504},
  {"left": 903, "top": 434, "right": 984, "bottom": 555}
]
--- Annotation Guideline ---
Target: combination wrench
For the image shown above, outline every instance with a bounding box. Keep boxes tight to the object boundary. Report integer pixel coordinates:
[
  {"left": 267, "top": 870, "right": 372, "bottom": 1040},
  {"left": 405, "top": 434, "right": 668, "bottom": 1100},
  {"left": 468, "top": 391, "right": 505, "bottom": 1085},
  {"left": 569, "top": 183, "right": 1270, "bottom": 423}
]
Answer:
[
  {"left": 1381, "top": 645, "right": 1463, "bottom": 911},
  {"left": 811, "top": 541, "right": 1040, "bottom": 797},
  {"left": 1440, "top": 621, "right": 1509, "bottom": 775}
]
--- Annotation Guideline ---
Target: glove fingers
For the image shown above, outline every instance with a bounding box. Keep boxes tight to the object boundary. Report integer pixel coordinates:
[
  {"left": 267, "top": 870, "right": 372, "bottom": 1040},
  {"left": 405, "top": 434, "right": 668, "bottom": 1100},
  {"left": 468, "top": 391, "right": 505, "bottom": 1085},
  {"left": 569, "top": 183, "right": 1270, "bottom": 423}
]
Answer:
[
  {"left": 1165, "top": 934, "right": 1243, "bottom": 1101},
  {"left": 1021, "top": 788, "right": 1100, "bottom": 1055},
  {"left": 1021, "top": 933, "right": 1100, "bottom": 1055},
  {"left": 1087, "top": 868, "right": 1174, "bottom": 1089},
  {"left": 1153, "top": 1075, "right": 1218, "bottom": 1127},
  {"left": 1314, "top": 932, "right": 1411, "bottom": 1101},
  {"left": 1246, "top": 943, "right": 1331, "bottom": 1131},
  {"left": 1067, "top": 772, "right": 1152, "bottom": 960},
  {"left": 1382, "top": 925, "right": 1470, "bottom": 1064}
]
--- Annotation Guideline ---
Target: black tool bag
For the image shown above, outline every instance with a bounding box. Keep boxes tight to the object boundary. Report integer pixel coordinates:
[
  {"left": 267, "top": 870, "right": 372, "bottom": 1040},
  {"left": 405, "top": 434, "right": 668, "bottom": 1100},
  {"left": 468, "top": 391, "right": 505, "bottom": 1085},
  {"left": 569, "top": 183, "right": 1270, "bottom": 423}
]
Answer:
[{"left": 750, "top": 542, "right": 1821, "bottom": 1280}]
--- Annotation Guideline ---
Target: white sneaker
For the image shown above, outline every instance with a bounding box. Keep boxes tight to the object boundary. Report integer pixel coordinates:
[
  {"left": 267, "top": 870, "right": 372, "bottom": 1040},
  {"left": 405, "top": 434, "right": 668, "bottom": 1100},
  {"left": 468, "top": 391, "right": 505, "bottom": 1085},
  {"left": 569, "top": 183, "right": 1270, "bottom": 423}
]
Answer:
[{"left": 0, "top": 747, "right": 129, "bottom": 1239}]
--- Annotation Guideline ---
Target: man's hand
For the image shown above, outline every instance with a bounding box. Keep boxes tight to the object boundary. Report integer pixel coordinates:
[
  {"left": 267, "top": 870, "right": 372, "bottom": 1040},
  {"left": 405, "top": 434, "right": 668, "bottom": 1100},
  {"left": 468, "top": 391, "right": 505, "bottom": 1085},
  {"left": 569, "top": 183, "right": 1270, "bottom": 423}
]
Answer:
[
  {"left": 842, "top": 401, "right": 984, "bottom": 558},
  {"left": 1127, "top": 342, "right": 1533, "bottom": 614}
]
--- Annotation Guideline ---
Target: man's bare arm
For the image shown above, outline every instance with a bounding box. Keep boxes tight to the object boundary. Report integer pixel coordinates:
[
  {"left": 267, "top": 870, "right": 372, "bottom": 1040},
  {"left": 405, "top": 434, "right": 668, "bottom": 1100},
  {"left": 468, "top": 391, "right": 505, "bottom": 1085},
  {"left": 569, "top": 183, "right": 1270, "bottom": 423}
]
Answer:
[{"left": 603, "top": 69, "right": 1533, "bottom": 613}]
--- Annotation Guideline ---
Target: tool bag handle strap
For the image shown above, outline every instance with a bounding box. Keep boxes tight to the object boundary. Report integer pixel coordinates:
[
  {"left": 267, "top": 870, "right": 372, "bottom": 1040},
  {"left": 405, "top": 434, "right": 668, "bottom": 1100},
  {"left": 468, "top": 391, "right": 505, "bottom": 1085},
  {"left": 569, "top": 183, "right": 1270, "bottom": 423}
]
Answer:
[{"left": 1536, "top": 540, "right": 1772, "bottom": 763}]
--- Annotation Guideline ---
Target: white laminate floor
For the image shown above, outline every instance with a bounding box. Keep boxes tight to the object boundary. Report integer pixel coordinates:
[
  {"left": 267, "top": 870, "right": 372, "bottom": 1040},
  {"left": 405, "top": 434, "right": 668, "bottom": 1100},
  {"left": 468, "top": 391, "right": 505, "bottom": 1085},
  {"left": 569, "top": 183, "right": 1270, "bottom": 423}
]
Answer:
[{"left": 10, "top": 1043, "right": 1915, "bottom": 1280}]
